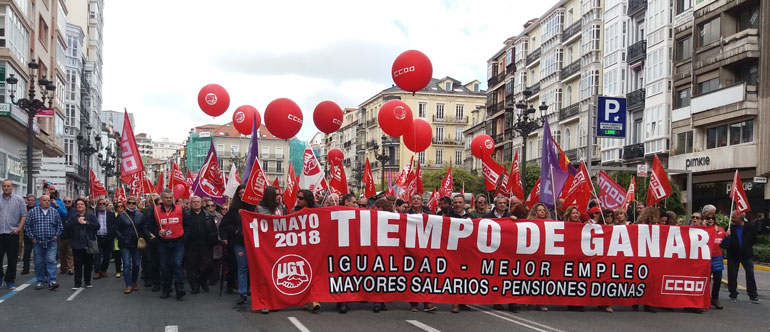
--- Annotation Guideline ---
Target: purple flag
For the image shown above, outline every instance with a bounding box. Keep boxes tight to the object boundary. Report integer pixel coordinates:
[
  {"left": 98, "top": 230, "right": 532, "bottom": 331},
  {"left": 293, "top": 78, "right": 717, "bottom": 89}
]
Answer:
[
  {"left": 550, "top": 164, "right": 570, "bottom": 203},
  {"left": 191, "top": 143, "right": 227, "bottom": 205},
  {"left": 539, "top": 118, "right": 561, "bottom": 208},
  {"left": 242, "top": 116, "right": 259, "bottom": 183}
]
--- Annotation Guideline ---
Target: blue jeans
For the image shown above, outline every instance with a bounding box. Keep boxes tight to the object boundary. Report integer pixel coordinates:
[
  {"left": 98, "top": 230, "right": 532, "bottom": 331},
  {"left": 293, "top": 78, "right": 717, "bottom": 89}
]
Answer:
[
  {"left": 157, "top": 240, "right": 185, "bottom": 290},
  {"left": 120, "top": 247, "right": 141, "bottom": 288},
  {"left": 34, "top": 241, "right": 58, "bottom": 283},
  {"left": 233, "top": 245, "right": 249, "bottom": 296}
]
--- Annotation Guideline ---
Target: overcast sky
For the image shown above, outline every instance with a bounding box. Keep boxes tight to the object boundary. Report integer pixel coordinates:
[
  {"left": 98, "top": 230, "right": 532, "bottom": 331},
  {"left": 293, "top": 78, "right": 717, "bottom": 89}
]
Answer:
[{"left": 102, "top": 0, "right": 556, "bottom": 143}]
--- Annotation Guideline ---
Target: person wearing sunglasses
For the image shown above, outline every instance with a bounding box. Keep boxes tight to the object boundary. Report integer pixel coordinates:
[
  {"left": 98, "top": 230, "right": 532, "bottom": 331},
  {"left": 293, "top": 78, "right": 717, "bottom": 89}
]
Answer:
[
  {"left": 110, "top": 202, "right": 125, "bottom": 279},
  {"left": 357, "top": 197, "right": 369, "bottom": 209},
  {"left": 93, "top": 198, "right": 114, "bottom": 280},
  {"left": 702, "top": 209, "right": 725, "bottom": 309},
  {"left": 691, "top": 212, "right": 703, "bottom": 226},
  {"left": 292, "top": 190, "right": 315, "bottom": 212},
  {"left": 219, "top": 185, "right": 258, "bottom": 308},
  {"left": 468, "top": 194, "right": 489, "bottom": 218},
  {"left": 58, "top": 196, "right": 75, "bottom": 276},
  {"left": 115, "top": 196, "right": 148, "bottom": 294}
]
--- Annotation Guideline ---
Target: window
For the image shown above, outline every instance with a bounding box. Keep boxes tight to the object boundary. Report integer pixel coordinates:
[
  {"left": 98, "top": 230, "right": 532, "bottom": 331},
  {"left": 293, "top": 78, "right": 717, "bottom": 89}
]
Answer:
[
  {"left": 418, "top": 102, "right": 427, "bottom": 118},
  {"left": 455, "top": 104, "right": 464, "bottom": 120},
  {"left": 455, "top": 127, "right": 463, "bottom": 143},
  {"left": 698, "top": 17, "right": 720, "bottom": 46},
  {"left": 38, "top": 15, "right": 49, "bottom": 49},
  {"left": 276, "top": 161, "right": 283, "bottom": 173},
  {"left": 455, "top": 151, "right": 462, "bottom": 165},
  {"left": 216, "top": 144, "right": 225, "bottom": 152},
  {"left": 263, "top": 160, "right": 270, "bottom": 172},
  {"left": 564, "top": 128, "right": 571, "bottom": 150},
  {"left": 738, "top": 6, "right": 759, "bottom": 31},
  {"left": 676, "top": 131, "right": 693, "bottom": 154},
  {"left": 275, "top": 147, "right": 284, "bottom": 157},
  {"left": 435, "top": 126, "right": 444, "bottom": 142},
  {"left": 261, "top": 146, "right": 270, "bottom": 158},
  {"left": 633, "top": 119, "right": 643, "bottom": 144},
  {"left": 676, "top": 36, "right": 692, "bottom": 61},
  {"left": 445, "top": 82, "right": 452, "bottom": 91},
  {"left": 473, "top": 83, "right": 479, "bottom": 93},
  {"left": 737, "top": 64, "right": 758, "bottom": 85},
  {"left": 697, "top": 78, "right": 719, "bottom": 95},
  {"left": 436, "top": 104, "right": 444, "bottom": 119},
  {"left": 676, "top": 0, "right": 691, "bottom": 14},
  {"left": 418, "top": 152, "right": 425, "bottom": 165},
  {"left": 676, "top": 88, "right": 691, "bottom": 108},
  {"left": 435, "top": 149, "right": 443, "bottom": 165},
  {"left": 230, "top": 145, "right": 239, "bottom": 154}
]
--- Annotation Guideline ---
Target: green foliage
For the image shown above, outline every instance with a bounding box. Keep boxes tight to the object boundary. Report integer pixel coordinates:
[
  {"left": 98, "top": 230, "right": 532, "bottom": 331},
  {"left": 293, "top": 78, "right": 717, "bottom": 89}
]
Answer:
[
  {"left": 422, "top": 167, "right": 484, "bottom": 194},
  {"left": 755, "top": 245, "right": 770, "bottom": 263},
  {"left": 715, "top": 214, "right": 730, "bottom": 229},
  {"left": 758, "top": 234, "right": 770, "bottom": 246},
  {"left": 607, "top": 171, "right": 685, "bottom": 216}
]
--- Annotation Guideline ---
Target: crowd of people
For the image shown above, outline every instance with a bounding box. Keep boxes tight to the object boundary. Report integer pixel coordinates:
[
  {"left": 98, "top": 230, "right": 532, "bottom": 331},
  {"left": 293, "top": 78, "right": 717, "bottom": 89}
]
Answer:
[{"left": 0, "top": 178, "right": 765, "bottom": 315}]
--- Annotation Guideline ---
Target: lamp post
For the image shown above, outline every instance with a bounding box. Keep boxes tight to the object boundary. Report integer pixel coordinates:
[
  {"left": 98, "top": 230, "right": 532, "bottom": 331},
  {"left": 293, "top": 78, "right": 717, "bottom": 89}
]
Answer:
[
  {"left": 374, "top": 134, "right": 391, "bottom": 192},
  {"left": 4, "top": 59, "right": 56, "bottom": 195},
  {"left": 77, "top": 124, "right": 101, "bottom": 195},
  {"left": 509, "top": 88, "right": 547, "bottom": 192}
]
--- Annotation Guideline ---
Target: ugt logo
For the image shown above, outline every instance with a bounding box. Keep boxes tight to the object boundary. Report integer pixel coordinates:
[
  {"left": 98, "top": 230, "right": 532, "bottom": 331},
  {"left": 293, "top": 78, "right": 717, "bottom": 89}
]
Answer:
[{"left": 272, "top": 254, "right": 312, "bottom": 296}]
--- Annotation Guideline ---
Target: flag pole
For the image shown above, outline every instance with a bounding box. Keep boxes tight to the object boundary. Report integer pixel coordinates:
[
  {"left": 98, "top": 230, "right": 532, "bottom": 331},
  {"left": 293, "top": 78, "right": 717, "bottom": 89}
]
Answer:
[
  {"left": 550, "top": 166, "right": 557, "bottom": 219},
  {"left": 589, "top": 172, "right": 607, "bottom": 225},
  {"left": 728, "top": 196, "right": 734, "bottom": 233}
]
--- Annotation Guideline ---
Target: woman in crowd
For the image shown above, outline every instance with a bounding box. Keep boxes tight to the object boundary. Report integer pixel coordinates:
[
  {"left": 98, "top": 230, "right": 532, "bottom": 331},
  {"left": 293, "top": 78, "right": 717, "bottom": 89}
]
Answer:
[
  {"left": 704, "top": 209, "right": 726, "bottom": 309},
  {"left": 469, "top": 194, "right": 489, "bottom": 218},
  {"left": 563, "top": 206, "right": 582, "bottom": 223},
  {"left": 527, "top": 203, "right": 551, "bottom": 220},
  {"left": 613, "top": 208, "right": 629, "bottom": 225},
  {"left": 601, "top": 209, "right": 615, "bottom": 225},
  {"left": 115, "top": 196, "right": 147, "bottom": 294},
  {"left": 66, "top": 198, "right": 100, "bottom": 289},
  {"left": 293, "top": 190, "right": 316, "bottom": 212},
  {"left": 207, "top": 202, "right": 224, "bottom": 287},
  {"left": 110, "top": 201, "right": 125, "bottom": 278},
  {"left": 220, "top": 184, "right": 263, "bottom": 310},
  {"left": 510, "top": 203, "right": 529, "bottom": 219},
  {"left": 637, "top": 207, "right": 661, "bottom": 225}
]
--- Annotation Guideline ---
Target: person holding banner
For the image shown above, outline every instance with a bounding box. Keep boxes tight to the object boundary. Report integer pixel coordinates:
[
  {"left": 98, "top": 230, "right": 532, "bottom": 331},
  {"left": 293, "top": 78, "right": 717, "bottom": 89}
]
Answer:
[
  {"left": 404, "top": 193, "right": 438, "bottom": 313},
  {"left": 444, "top": 194, "right": 472, "bottom": 313},
  {"left": 219, "top": 184, "right": 258, "bottom": 308},
  {"left": 722, "top": 212, "right": 760, "bottom": 304},
  {"left": 563, "top": 206, "right": 582, "bottom": 223},
  {"left": 637, "top": 207, "right": 660, "bottom": 225},
  {"left": 147, "top": 189, "right": 190, "bottom": 300},
  {"left": 483, "top": 196, "right": 513, "bottom": 219},
  {"left": 613, "top": 208, "right": 629, "bottom": 225},
  {"left": 703, "top": 210, "right": 725, "bottom": 309},
  {"left": 468, "top": 194, "right": 489, "bottom": 218}
]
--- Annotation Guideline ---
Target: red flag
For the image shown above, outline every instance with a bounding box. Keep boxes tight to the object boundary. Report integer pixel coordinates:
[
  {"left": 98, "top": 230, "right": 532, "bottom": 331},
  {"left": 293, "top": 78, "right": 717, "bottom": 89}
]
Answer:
[
  {"left": 283, "top": 163, "right": 300, "bottom": 211},
  {"left": 142, "top": 174, "right": 155, "bottom": 195},
  {"left": 89, "top": 169, "right": 107, "bottom": 197},
  {"left": 155, "top": 171, "right": 164, "bottom": 195},
  {"left": 559, "top": 176, "right": 574, "bottom": 199},
  {"left": 128, "top": 172, "right": 143, "bottom": 198},
  {"left": 184, "top": 170, "right": 193, "bottom": 199},
  {"left": 362, "top": 158, "right": 377, "bottom": 198},
  {"left": 120, "top": 110, "right": 144, "bottom": 184},
  {"left": 621, "top": 177, "right": 636, "bottom": 210},
  {"left": 272, "top": 177, "right": 281, "bottom": 193},
  {"left": 525, "top": 177, "right": 541, "bottom": 209},
  {"left": 329, "top": 163, "right": 349, "bottom": 195},
  {"left": 242, "top": 156, "right": 270, "bottom": 205},
  {"left": 493, "top": 170, "right": 510, "bottom": 198},
  {"left": 415, "top": 163, "right": 423, "bottom": 194},
  {"left": 597, "top": 171, "right": 627, "bottom": 210},
  {"left": 730, "top": 170, "right": 750, "bottom": 215},
  {"left": 562, "top": 161, "right": 592, "bottom": 213},
  {"left": 168, "top": 163, "right": 187, "bottom": 190},
  {"left": 114, "top": 185, "right": 126, "bottom": 203},
  {"left": 395, "top": 155, "right": 414, "bottom": 187},
  {"left": 646, "top": 154, "right": 673, "bottom": 206},
  {"left": 438, "top": 165, "right": 454, "bottom": 197},
  {"left": 552, "top": 136, "right": 569, "bottom": 171},
  {"left": 509, "top": 151, "right": 525, "bottom": 201},
  {"left": 481, "top": 154, "right": 505, "bottom": 191},
  {"left": 461, "top": 182, "right": 465, "bottom": 197},
  {"left": 427, "top": 187, "right": 439, "bottom": 214},
  {"left": 398, "top": 170, "right": 418, "bottom": 201}
]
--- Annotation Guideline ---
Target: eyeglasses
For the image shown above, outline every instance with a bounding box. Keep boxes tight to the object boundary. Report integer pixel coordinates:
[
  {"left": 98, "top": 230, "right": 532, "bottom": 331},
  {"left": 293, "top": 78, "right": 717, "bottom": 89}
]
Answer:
[
  {"left": 127, "top": 202, "right": 137, "bottom": 205},
  {"left": 704, "top": 217, "right": 715, "bottom": 220},
  {"left": 477, "top": 201, "right": 487, "bottom": 204},
  {"left": 206, "top": 204, "right": 215, "bottom": 207},
  {"left": 63, "top": 200, "right": 72, "bottom": 203},
  {"left": 98, "top": 203, "right": 106, "bottom": 205},
  {"left": 297, "top": 196, "right": 305, "bottom": 201}
]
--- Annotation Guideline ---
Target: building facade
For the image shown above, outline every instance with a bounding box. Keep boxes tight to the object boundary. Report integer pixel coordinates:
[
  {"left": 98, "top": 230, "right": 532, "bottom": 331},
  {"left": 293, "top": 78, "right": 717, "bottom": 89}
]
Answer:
[
  {"left": 358, "top": 77, "right": 484, "bottom": 187},
  {"left": 462, "top": 105, "right": 487, "bottom": 174},
  {"left": 323, "top": 108, "right": 358, "bottom": 192}
]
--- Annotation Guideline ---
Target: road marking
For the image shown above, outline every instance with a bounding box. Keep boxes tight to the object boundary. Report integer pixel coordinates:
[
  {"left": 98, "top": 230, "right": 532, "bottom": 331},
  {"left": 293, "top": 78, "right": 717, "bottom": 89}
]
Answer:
[
  {"left": 722, "top": 278, "right": 747, "bottom": 290},
  {"left": 406, "top": 320, "right": 441, "bottom": 332},
  {"left": 468, "top": 305, "right": 564, "bottom": 332},
  {"left": 66, "top": 287, "right": 84, "bottom": 301},
  {"left": 0, "top": 277, "right": 36, "bottom": 304},
  {"left": 288, "top": 317, "right": 311, "bottom": 332},
  {"left": 165, "top": 326, "right": 179, "bottom": 332}
]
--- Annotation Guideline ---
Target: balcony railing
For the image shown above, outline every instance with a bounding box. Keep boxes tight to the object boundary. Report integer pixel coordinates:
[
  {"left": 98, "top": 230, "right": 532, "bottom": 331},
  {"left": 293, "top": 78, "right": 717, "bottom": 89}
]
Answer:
[
  {"left": 488, "top": 73, "right": 500, "bottom": 87},
  {"left": 432, "top": 115, "right": 468, "bottom": 124},
  {"left": 506, "top": 62, "right": 515, "bottom": 74},
  {"left": 366, "top": 118, "right": 376, "bottom": 127},
  {"left": 527, "top": 82, "right": 540, "bottom": 96},
  {"left": 563, "top": 21, "right": 581, "bottom": 42},
  {"left": 627, "top": 39, "right": 647, "bottom": 64},
  {"left": 431, "top": 137, "right": 463, "bottom": 146},
  {"left": 494, "top": 133, "right": 504, "bottom": 143},
  {"left": 622, "top": 143, "right": 644, "bottom": 160},
  {"left": 627, "top": 0, "right": 647, "bottom": 16},
  {"left": 560, "top": 60, "right": 580, "bottom": 80},
  {"left": 564, "top": 148, "right": 578, "bottom": 161},
  {"left": 366, "top": 140, "right": 377, "bottom": 149},
  {"left": 526, "top": 47, "right": 541, "bottom": 66},
  {"left": 694, "top": 29, "right": 759, "bottom": 70},
  {"left": 559, "top": 103, "right": 579, "bottom": 120},
  {"left": 626, "top": 88, "right": 645, "bottom": 112},
  {"left": 487, "top": 102, "right": 500, "bottom": 116}
]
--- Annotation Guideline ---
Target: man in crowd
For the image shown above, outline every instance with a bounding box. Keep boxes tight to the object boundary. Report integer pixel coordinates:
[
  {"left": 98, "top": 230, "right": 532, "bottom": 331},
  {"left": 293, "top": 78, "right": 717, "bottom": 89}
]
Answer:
[
  {"left": 148, "top": 189, "right": 190, "bottom": 300},
  {"left": 184, "top": 196, "right": 218, "bottom": 294},
  {"left": 142, "top": 196, "right": 162, "bottom": 290},
  {"left": 406, "top": 194, "right": 426, "bottom": 215},
  {"left": 341, "top": 194, "right": 357, "bottom": 208},
  {"left": 93, "top": 198, "right": 113, "bottom": 279},
  {"left": 438, "top": 196, "right": 452, "bottom": 216},
  {"left": 0, "top": 179, "right": 27, "bottom": 289},
  {"left": 357, "top": 197, "right": 369, "bottom": 208},
  {"left": 484, "top": 196, "right": 513, "bottom": 219},
  {"left": 395, "top": 199, "right": 409, "bottom": 213},
  {"left": 59, "top": 196, "right": 75, "bottom": 275},
  {"left": 445, "top": 194, "right": 470, "bottom": 313},
  {"left": 21, "top": 194, "right": 37, "bottom": 274},
  {"left": 723, "top": 212, "right": 760, "bottom": 304},
  {"left": 25, "top": 194, "right": 63, "bottom": 290}
]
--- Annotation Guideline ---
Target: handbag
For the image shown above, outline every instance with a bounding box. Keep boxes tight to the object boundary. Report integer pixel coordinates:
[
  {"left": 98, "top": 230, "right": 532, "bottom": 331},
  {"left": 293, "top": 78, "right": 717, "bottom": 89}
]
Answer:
[
  {"left": 123, "top": 212, "right": 147, "bottom": 250},
  {"left": 87, "top": 239, "right": 99, "bottom": 255}
]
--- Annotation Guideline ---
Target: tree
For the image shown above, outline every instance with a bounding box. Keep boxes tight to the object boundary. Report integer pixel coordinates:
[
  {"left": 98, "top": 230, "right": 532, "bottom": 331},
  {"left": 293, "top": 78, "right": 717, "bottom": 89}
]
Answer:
[
  {"left": 606, "top": 170, "right": 684, "bottom": 216},
  {"left": 422, "top": 167, "right": 484, "bottom": 195}
]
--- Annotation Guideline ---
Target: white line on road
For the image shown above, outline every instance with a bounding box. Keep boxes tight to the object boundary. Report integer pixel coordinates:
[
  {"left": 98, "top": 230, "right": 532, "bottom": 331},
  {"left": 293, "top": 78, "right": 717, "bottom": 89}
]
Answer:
[
  {"left": 66, "top": 287, "right": 84, "bottom": 301},
  {"left": 288, "top": 317, "right": 311, "bottom": 332},
  {"left": 165, "top": 326, "right": 179, "bottom": 332},
  {"left": 468, "top": 305, "right": 561, "bottom": 332},
  {"left": 469, "top": 305, "right": 565, "bottom": 332},
  {"left": 406, "top": 320, "right": 441, "bottom": 332}
]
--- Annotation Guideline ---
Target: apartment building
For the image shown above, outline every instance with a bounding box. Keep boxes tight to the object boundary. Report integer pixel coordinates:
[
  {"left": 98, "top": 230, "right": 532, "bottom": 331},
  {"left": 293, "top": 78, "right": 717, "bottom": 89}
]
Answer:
[
  {"left": 669, "top": 0, "right": 767, "bottom": 212},
  {"left": 358, "top": 77, "right": 484, "bottom": 187},
  {"left": 322, "top": 108, "right": 358, "bottom": 192},
  {"left": 462, "top": 105, "right": 487, "bottom": 175}
]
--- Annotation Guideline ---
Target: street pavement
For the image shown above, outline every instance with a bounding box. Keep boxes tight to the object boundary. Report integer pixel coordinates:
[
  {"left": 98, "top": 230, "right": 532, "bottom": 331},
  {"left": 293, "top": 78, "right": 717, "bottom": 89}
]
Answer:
[{"left": 1, "top": 261, "right": 769, "bottom": 332}]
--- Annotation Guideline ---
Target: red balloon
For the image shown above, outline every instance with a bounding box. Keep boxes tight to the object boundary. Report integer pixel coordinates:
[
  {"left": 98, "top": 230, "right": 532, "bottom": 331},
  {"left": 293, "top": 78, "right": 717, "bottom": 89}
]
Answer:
[
  {"left": 173, "top": 184, "right": 186, "bottom": 200},
  {"left": 264, "top": 98, "right": 303, "bottom": 139},
  {"left": 391, "top": 50, "right": 433, "bottom": 93},
  {"left": 402, "top": 119, "right": 432, "bottom": 153},
  {"left": 197, "top": 84, "right": 230, "bottom": 117},
  {"left": 232, "top": 105, "right": 261, "bottom": 135},
  {"left": 471, "top": 135, "right": 495, "bottom": 159},
  {"left": 378, "top": 100, "right": 413, "bottom": 137},
  {"left": 327, "top": 148, "right": 344, "bottom": 166},
  {"left": 313, "top": 101, "right": 343, "bottom": 134}
]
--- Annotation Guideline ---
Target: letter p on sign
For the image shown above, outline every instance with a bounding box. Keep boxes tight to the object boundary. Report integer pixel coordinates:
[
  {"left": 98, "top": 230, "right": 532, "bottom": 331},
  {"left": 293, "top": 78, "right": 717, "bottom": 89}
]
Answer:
[{"left": 604, "top": 99, "right": 620, "bottom": 121}]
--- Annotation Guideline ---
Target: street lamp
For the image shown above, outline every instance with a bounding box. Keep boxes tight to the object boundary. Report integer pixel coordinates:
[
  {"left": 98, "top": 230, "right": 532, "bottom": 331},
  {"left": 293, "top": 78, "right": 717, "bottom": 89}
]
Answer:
[
  {"left": 374, "top": 134, "right": 391, "bottom": 191},
  {"left": 5, "top": 59, "right": 57, "bottom": 195},
  {"left": 77, "top": 124, "right": 101, "bottom": 195},
  {"left": 508, "top": 88, "right": 548, "bottom": 191}
]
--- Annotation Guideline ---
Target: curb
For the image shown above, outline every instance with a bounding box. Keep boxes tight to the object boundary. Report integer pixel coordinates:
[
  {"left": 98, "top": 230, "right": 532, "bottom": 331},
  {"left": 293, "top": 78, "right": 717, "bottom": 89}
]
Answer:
[{"left": 723, "top": 259, "right": 770, "bottom": 272}]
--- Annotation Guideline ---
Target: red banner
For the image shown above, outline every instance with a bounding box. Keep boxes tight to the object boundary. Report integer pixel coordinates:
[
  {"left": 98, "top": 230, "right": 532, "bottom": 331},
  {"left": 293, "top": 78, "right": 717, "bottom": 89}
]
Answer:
[
  {"left": 730, "top": 170, "right": 750, "bottom": 215},
  {"left": 362, "top": 158, "right": 377, "bottom": 198},
  {"left": 646, "top": 154, "right": 673, "bottom": 206},
  {"left": 598, "top": 171, "right": 627, "bottom": 210},
  {"left": 481, "top": 154, "right": 504, "bottom": 191},
  {"left": 120, "top": 110, "right": 144, "bottom": 184},
  {"left": 89, "top": 169, "right": 107, "bottom": 197},
  {"left": 239, "top": 207, "right": 713, "bottom": 310}
]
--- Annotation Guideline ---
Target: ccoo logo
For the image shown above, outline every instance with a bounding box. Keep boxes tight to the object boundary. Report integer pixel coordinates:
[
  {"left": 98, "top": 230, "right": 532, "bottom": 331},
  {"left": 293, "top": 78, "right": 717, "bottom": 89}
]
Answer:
[
  {"left": 272, "top": 254, "right": 312, "bottom": 296},
  {"left": 484, "top": 139, "right": 493, "bottom": 150},
  {"left": 394, "top": 106, "right": 407, "bottom": 120},
  {"left": 287, "top": 114, "right": 303, "bottom": 125},
  {"left": 661, "top": 275, "right": 707, "bottom": 296},
  {"left": 205, "top": 93, "right": 218, "bottom": 106}
]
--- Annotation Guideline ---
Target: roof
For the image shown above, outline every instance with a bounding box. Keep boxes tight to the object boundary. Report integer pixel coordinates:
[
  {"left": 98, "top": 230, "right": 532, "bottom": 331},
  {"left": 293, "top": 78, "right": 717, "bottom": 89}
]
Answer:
[
  {"left": 192, "top": 121, "right": 287, "bottom": 140},
  {"left": 377, "top": 77, "right": 486, "bottom": 96}
]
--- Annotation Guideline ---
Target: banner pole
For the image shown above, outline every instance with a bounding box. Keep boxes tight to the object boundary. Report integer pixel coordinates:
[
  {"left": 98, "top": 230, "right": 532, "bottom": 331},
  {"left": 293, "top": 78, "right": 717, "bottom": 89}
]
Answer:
[
  {"left": 728, "top": 196, "right": 734, "bottom": 233},
  {"left": 550, "top": 166, "right": 557, "bottom": 219},
  {"left": 590, "top": 174, "right": 607, "bottom": 225}
]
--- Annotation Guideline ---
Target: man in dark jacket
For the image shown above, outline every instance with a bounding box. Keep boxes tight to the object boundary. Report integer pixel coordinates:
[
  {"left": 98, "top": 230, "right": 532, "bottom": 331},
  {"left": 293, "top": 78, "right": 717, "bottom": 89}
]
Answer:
[
  {"left": 147, "top": 189, "right": 190, "bottom": 300},
  {"left": 184, "top": 196, "right": 218, "bottom": 294},
  {"left": 93, "top": 198, "right": 114, "bottom": 279},
  {"left": 483, "top": 196, "right": 514, "bottom": 219},
  {"left": 722, "top": 212, "right": 759, "bottom": 304},
  {"left": 141, "top": 196, "right": 161, "bottom": 291}
]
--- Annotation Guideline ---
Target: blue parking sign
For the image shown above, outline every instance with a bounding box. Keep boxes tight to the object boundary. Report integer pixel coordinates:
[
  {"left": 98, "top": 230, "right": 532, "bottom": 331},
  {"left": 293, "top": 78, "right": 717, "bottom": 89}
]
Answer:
[{"left": 597, "top": 96, "right": 626, "bottom": 138}]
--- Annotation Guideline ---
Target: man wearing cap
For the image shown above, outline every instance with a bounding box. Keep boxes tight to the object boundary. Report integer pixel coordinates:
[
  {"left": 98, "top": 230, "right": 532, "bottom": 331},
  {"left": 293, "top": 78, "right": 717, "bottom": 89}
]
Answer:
[{"left": 0, "top": 179, "right": 27, "bottom": 289}]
